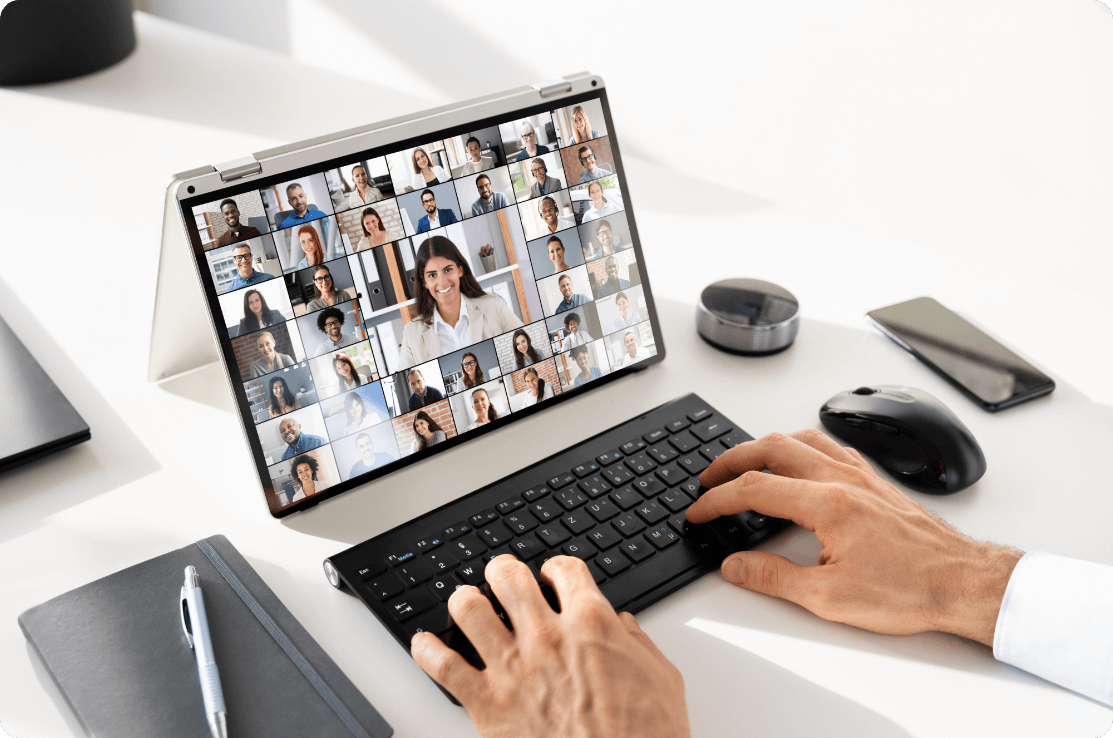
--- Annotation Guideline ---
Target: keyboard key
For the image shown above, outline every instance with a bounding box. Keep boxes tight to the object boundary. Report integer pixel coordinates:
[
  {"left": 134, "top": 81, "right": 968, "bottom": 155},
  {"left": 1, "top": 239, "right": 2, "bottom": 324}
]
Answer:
[
  {"left": 747, "top": 513, "right": 770, "bottom": 530},
  {"left": 477, "top": 526, "right": 511, "bottom": 548},
  {"left": 556, "top": 488, "right": 588, "bottom": 510},
  {"left": 596, "top": 449, "right": 624, "bottom": 467},
  {"left": 577, "top": 475, "right": 612, "bottom": 498},
  {"left": 585, "top": 559, "right": 607, "bottom": 584},
  {"left": 587, "top": 525, "right": 623, "bottom": 550},
  {"left": 429, "top": 574, "right": 464, "bottom": 602},
  {"left": 633, "top": 475, "right": 666, "bottom": 498},
  {"left": 600, "top": 544, "right": 703, "bottom": 609},
  {"left": 522, "top": 485, "right": 551, "bottom": 502},
  {"left": 585, "top": 497, "right": 619, "bottom": 522},
  {"left": 699, "top": 444, "right": 726, "bottom": 463},
  {"left": 509, "top": 537, "right": 545, "bottom": 560},
  {"left": 497, "top": 496, "right": 524, "bottom": 514},
  {"left": 665, "top": 418, "right": 691, "bottom": 433},
  {"left": 425, "top": 550, "right": 460, "bottom": 573},
  {"left": 596, "top": 550, "right": 632, "bottom": 577},
  {"left": 612, "top": 512, "right": 648, "bottom": 537},
  {"left": 529, "top": 497, "right": 563, "bottom": 523},
  {"left": 503, "top": 512, "right": 539, "bottom": 534},
  {"left": 404, "top": 605, "right": 454, "bottom": 637},
  {"left": 561, "top": 537, "right": 599, "bottom": 560},
  {"left": 536, "top": 524, "right": 571, "bottom": 547},
  {"left": 667, "top": 512, "right": 691, "bottom": 537},
  {"left": 414, "top": 536, "right": 443, "bottom": 553},
  {"left": 720, "top": 432, "right": 746, "bottom": 449},
  {"left": 397, "top": 560, "right": 434, "bottom": 586},
  {"left": 469, "top": 509, "right": 499, "bottom": 527},
  {"left": 449, "top": 535, "right": 487, "bottom": 560},
  {"left": 679, "top": 479, "right": 705, "bottom": 499},
  {"left": 642, "top": 428, "right": 668, "bottom": 444},
  {"left": 561, "top": 512, "right": 595, "bottom": 535},
  {"left": 620, "top": 538, "right": 655, "bottom": 563},
  {"left": 645, "top": 525, "right": 680, "bottom": 549},
  {"left": 386, "top": 551, "right": 415, "bottom": 567},
  {"left": 634, "top": 500, "right": 668, "bottom": 525},
  {"left": 677, "top": 452, "right": 710, "bottom": 476},
  {"left": 619, "top": 439, "right": 647, "bottom": 455},
  {"left": 655, "top": 462, "right": 688, "bottom": 487},
  {"left": 386, "top": 590, "right": 437, "bottom": 622},
  {"left": 668, "top": 432, "right": 700, "bottom": 454},
  {"left": 365, "top": 573, "right": 404, "bottom": 601},
  {"left": 609, "top": 486, "right": 643, "bottom": 510},
  {"left": 691, "top": 418, "right": 732, "bottom": 444},
  {"left": 626, "top": 453, "right": 658, "bottom": 475},
  {"left": 687, "top": 408, "right": 712, "bottom": 423},
  {"left": 548, "top": 472, "right": 576, "bottom": 489},
  {"left": 714, "top": 515, "right": 752, "bottom": 545},
  {"left": 647, "top": 443, "right": 679, "bottom": 464},
  {"left": 443, "top": 522, "right": 471, "bottom": 540},
  {"left": 602, "top": 463, "right": 635, "bottom": 486},
  {"left": 356, "top": 561, "right": 386, "bottom": 581},
  {"left": 657, "top": 488, "right": 693, "bottom": 512},
  {"left": 456, "top": 560, "right": 486, "bottom": 585},
  {"left": 572, "top": 461, "right": 601, "bottom": 478}
]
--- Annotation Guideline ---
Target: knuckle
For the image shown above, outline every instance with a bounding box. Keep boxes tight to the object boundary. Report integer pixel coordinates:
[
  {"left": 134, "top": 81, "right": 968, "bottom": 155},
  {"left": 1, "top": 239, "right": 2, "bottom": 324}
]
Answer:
[
  {"left": 530, "top": 620, "right": 565, "bottom": 649},
  {"left": 796, "top": 428, "right": 827, "bottom": 445},
  {"left": 736, "top": 470, "right": 766, "bottom": 489},
  {"left": 543, "top": 554, "right": 586, "bottom": 579},
  {"left": 762, "top": 431, "right": 790, "bottom": 448},
  {"left": 757, "top": 559, "right": 782, "bottom": 596}
]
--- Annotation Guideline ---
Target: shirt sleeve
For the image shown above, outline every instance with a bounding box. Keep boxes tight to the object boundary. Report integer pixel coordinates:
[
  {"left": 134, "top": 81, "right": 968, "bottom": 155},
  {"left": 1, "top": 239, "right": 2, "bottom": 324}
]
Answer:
[{"left": 993, "top": 551, "right": 1113, "bottom": 706}]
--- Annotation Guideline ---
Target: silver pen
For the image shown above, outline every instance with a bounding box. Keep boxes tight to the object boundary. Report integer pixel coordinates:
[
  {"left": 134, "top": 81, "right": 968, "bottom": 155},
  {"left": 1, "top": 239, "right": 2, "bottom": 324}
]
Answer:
[{"left": 180, "top": 566, "right": 229, "bottom": 738}]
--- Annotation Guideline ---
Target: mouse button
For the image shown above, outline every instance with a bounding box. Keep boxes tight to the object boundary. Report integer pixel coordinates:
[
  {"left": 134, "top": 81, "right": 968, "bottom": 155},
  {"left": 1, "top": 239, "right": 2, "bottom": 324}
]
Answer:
[
  {"left": 852, "top": 387, "right": 876, "bottom": 395},
  {"left": 870, "top": 421, "right": 899, "bottom": 436},
  {"left": 844, "top": 417, "right": 870, "bottom": 429}
]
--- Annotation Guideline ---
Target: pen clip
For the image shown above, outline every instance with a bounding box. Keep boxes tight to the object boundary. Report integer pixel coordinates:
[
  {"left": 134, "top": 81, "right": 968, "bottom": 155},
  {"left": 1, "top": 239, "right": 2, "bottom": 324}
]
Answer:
[{"left": 180, "top": 584, "right": 194, "bottom": 649}]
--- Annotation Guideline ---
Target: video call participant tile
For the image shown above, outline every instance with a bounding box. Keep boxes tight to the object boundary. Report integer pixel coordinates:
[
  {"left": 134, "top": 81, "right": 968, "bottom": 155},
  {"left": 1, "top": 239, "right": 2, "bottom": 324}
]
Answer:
[
  {"left": 537, "top": 265, "right": 592, "bottom": 318},
  {"left": 268, "top": 444, "right": 341, "bottom": 508},
  {"left": 570, "top": 178, "right": 623, "bottom": 226},
  {"left": 453, "top": 167, "right": 514, "bottom": 220},
  {"left": 596, "top": 284, "right": 647, "bottom": 335},
  {"left": 449, "top": 377, "right": 512, "bottom": 433},
  {"left": 391, "top": 400, "right": 458, "bottom": 458},
  {"left": 387, "top": 141, "right": 451, "bottom": 195},
  {"left": 337, "top": 199, "right": 405, "bottom": 253},
  {"left": 325, "top": 156, "right": 394, "bottom": 212},
  {"left": 218, "top": 277, "right": 294, "bottom": 338},
  {"left": 499, "top": 112, "right": 558, "bottom": 163},
  {"left": 445, "top": 126, "right": 504, "bottom": 178},
  {"left": 230, "top": 320, "right": 307, "bottom": 381},
  {"left": 508, "top": 357, "right": 562, "bottom": 413},
  {"left": 396, "top": 181, "right": 463, "bottom": 237},
  {"left": 544, "top": 305, "right": 601, "bottom": 354},
  {"left": 526, "top": 227, "right": 586, "bottom": 280},
  {"left": 308, "top": 340, "right": 380, "bottom": 403},
  {"left": 285, "top": 258, "right": 358, "bottom": 318},
  {"left": 245, "top": 363, "right": 318, "bottom": 424},
  {"left": 551, "top": 99, "right": 607, "bottom": 149},
  {"left": 295, "top": 300, "right": 366, "bottom": 359},
  {"left": 606, "top": 321, "right": 657, "bottom": 369},
  {"left": 507, "top": 150, "right": 567, "bottom": 203},
  {"left": 579, "top": 211, "right": 631, "bottom": 263},
  {"left": 560, "top": 136, "right": 617, "bottom": 188},
  {"left": 206, "top": 235, "right": 283, "bottom": 295},
  {"left": 260, "top": 172, "right": 334, "bottom": 233},
  {"left": 257, "top": 404, "right": 329, "bottom": 467},
  {"left": 439, "top": 339, "right": 500, "bottom": 396},
  {"left": 587, "top": 249, "right": 640, "bottom": 300},
  {"left": 333, "top": 421, "right": 402, "bottom": 482},
  {"left": 320, "top": 380, "right": 390, "bottom": 442},
  {"left": 192, "top": 190, "right": 269, "bottom": 250},
  {"left": 556, "top": 339, "right": 611, "bottom": 391},
  {"left": 274, "top": 217, "right": 344, "bottom": 274},
  {"left": 518, "top": 190, "right": 575, "bottom": 242},
  {"left": 494, "top": 322, "right": 551, "bottom": 376},
  {"left": 383, "top": 359, "right": 448, "bottom": 419}
]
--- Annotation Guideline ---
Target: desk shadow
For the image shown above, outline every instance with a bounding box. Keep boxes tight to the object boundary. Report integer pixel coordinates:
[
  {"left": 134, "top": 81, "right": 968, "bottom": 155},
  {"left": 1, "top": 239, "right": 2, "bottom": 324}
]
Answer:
[
  {"left": 25, "top": 641, "right": 86, "bottom": 738},
  {"left": 0, "top": 281, "right": 160, "bottom": 546},
  {"left": 157, "top": 361, "right": 237, "bottom": 414},
  {"left": 623, "top": 155, "right": 773, "bottom": 216}
]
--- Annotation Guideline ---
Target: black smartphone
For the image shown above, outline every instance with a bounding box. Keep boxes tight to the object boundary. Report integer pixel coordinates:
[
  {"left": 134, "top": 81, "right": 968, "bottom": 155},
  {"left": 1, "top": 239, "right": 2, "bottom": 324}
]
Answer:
[{"left": 866, "top": 297, "right": 1055, "bottom": 412}]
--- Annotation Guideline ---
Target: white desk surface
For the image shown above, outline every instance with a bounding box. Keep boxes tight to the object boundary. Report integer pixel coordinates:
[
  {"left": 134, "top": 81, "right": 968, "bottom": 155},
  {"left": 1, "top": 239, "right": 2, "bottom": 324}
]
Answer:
[{"left": 1, "top": 7, "right": 1111, "bottom": 737}]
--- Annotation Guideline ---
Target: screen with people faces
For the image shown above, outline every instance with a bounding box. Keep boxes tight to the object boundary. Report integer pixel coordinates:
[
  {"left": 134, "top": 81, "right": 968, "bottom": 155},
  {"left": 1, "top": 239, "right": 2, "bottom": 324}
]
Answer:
[{"left": 182, "top": 93, "right": 662, "bottom": 515}]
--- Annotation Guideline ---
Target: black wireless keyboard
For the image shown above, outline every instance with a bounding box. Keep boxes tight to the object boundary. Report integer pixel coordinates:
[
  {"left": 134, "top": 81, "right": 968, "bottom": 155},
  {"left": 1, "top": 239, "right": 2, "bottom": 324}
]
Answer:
[{"left": 325, "top": 393, "right": 791, "bottom": 691}]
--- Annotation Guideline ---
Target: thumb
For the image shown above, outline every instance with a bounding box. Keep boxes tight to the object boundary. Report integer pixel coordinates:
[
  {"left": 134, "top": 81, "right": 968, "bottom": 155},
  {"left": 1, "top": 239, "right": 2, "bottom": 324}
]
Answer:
[{"left": 721, "top": 552, "right": 817, "bottom": 608}]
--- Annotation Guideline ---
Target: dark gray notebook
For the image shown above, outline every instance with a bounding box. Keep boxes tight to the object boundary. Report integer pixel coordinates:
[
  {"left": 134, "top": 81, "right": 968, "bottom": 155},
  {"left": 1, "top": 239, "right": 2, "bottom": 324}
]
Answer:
[{"left": 19, "top": 535, "right": 392, "bottom": 738}]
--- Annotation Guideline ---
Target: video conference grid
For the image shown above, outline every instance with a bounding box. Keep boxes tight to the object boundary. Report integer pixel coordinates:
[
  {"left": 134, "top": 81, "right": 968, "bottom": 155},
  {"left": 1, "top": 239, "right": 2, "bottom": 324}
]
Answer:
[{"left": 191, "top": 97, "right": 658, "bottom": 511}]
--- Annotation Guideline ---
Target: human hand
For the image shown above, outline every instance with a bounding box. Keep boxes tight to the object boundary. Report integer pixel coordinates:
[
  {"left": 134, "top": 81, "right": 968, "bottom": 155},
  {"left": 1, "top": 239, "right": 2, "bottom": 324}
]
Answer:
[
  {"left": 411, "top": 555, "right": 690, "bottom": 738},
  {"left": 686, "top": 430, "right": 1022, "bottom": 646}
]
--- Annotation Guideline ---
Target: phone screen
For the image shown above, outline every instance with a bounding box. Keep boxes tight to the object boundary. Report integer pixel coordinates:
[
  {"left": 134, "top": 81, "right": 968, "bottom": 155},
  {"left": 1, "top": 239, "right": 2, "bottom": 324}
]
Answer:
[{"left": 866, "top": 297, "right": 1054, "bottom": 411}]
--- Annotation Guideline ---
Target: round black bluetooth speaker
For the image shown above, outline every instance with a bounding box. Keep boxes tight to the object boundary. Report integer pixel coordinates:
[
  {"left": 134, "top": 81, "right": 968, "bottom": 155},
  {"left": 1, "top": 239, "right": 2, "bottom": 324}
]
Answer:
[{"left": 696, "top": 279, "right": 800, "bottom": 355}]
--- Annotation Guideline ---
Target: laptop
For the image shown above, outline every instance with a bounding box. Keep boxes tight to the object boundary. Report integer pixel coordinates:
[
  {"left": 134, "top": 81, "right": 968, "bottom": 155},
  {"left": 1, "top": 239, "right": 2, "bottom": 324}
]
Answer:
[{"left": 158, "top": 73, "right": 788, "bottom": 697}]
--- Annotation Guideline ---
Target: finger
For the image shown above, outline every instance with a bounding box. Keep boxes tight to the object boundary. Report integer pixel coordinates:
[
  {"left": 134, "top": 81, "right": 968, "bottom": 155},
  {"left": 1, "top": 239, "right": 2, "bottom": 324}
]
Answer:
[
  {"left": 700, "top": 432, "right": 847, "bottom": 488},
  {"left": 485, "top": 554, "right": 554, "bottom": 631},
  {"left": 617, "top": 611, "right": 671, "bottom": 664},
  {"left": 687, "top": 470, "right": 823, "bottom": 529},
  {"left": 719, "top": 551, "right": 825, "bottom": 612},
  {"left": 447, "top": 585, "right": 512, "bottom": 662},
  {"left": 540, "top": 556, "right": 613, "bottom": 616},
  {"left": 841, "top": 446, "right": 878, "bottom": 476},
  {"left": 785, "top": 429, "right": 870, "bottom": 471},
  {"left": 411, "top": 631, "right": 484, "bottom": 703}
]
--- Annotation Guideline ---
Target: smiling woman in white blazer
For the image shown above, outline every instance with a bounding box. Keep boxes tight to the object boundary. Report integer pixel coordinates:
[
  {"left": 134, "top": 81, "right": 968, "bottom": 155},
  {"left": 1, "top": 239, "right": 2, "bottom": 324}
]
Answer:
[{"left": 398, "top": 235, "right": 523, "bottom": 368}]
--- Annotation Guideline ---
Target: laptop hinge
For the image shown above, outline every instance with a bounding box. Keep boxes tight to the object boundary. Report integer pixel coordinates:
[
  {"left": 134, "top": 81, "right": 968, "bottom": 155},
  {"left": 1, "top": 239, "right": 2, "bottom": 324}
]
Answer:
[
  {"left": 537, "top": 80, "right": 573, "bottom": 99},
  {"left": 215, "top": 156, "right": 262, "bottom": 183}
]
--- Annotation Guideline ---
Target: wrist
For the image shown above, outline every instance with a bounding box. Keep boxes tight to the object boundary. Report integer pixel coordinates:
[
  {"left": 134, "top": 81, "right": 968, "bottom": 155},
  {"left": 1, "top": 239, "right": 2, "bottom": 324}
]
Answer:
[{"left": 932, "top": 542, "right": 1024, "bottom": 647}]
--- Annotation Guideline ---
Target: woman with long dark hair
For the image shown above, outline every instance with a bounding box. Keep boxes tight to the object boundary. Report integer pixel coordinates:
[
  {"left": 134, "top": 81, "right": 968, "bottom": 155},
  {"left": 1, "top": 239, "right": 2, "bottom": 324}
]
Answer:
[
  {"left": 305, "top": 265, "right": 353, "bottom": 311},
  {"left": 454, "top": 352, "right": 485, "bottom": 392},
  {"left": 464, "top": 387, "right": 500, "bottom": 431},
  {"left": 267, "top": 376, "right": 299, "bottom": 418},
  {"left": 398, "top": 235, "right": 522, "bottom": 366},
  {"left": 355, "top": 207, "right": 389, "bottom": 252},
  {"left": 409, "top": 146, "right": 451, "bottom": 190},
  {"left": 238, "top": 289, "right": 282, "bottom": 335},
  {"left": 411, "top": 410, "right": 447, "bottom": 452},
  {"left": 343, "top": 391, "right": 383, "bottom": 433},
  {"left": 513, "top": 366, "right": 554, "bottom": 411},
  {"left": 333, "top": 354, "right": 362, "bottom": 391},
  {"left": 512, "top": 329, "right": 542, "bottom": 369}
]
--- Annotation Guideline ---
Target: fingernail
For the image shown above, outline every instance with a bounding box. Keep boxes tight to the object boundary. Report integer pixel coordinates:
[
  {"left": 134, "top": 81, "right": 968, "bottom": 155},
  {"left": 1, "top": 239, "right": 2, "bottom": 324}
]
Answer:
[{"left": 722, "top": 556, "right": 745, "bottom": 584}]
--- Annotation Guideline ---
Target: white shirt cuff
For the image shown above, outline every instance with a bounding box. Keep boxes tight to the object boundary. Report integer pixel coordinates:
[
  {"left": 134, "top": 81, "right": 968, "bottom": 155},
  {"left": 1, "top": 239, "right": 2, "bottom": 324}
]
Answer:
[{"left": 993, "top": 550, "right": 1113, "bottom": 706}]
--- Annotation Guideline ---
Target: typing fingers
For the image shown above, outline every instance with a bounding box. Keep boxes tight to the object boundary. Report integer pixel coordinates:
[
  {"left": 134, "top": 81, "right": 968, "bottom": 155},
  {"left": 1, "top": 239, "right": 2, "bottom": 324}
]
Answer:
[
  {"left": 446, "top": 585, "right": 513, "bottom": 664},
  {"left": 540, "top": 556, "right": 618, "bottom": 630},
  {"left": 411, "top": 631, "right": 484, "bottom": 704},
  {"left": 786, "top": 428, "right": 879, "bottom": 477},
  {"left": 700, "top": 431, "right": 849, "bottom": 488},
  {"left": 484, "top": 555, "right": 554, "bottom": 632},
  {"left": 687, "top": 469, "right": 823, "bottom": 530}
]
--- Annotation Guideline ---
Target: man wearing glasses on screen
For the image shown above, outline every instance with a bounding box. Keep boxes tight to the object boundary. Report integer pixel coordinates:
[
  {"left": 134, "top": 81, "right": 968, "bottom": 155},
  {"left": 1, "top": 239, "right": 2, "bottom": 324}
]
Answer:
[
  {"left": 539, "top": 196, "right": 575, "bottom": 235},
  {"left": 529, "top": 158, "right": 563, "bottom": 197},
  {"left": 471, "top": 174, "right": 509, "bottom": 216},
  {"left": 314, "top": 307, "right": 358, "bottom": 357},
  {"left": 226, "top": 243, "right": 275, "bottom": 290},
  {"left": 576, "top": 144, "right": 612, "bottom": 184},
  {"left": 417, "top": 189, "right": 458, "bottom": 233},
  {"left": 554, "top": 273, "right": 589, "bottom": 314}
]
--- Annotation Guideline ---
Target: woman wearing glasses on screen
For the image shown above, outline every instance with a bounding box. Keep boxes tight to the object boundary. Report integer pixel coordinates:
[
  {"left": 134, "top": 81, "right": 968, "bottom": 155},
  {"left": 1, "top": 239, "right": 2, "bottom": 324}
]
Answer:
[
  {"left": 295, "top": 225, "right": 326, "bottom": 269},
  {"left": 238, "top": 289, "right": 283, "bottom": 336},
  {"left": 398, "top": 236, "right": 523, "bottom": 366},
  {"left": 343, "top": 391, "right": 384, "bottom": 433},
  {"left": 565, "top": 105, "right": 599, "bottom": 146},
  {"left": 454, "top": 352, "right": 485, "bottom": 392},
  {"left": 513, "top": 367, "right": 553, "bottom": 411},
  {"left": 410, "top": 147, "right": 451, "bottom": 191},
  {"left": 411, "top": 410, "right": 447, "bottom": 452},
  {"left": 612, "top": 291, "right": 642, "bottom": 331},
  {"left": 580, "top": 181, "right": 621, "bottom": 223},
  {"left": 305, "top": 265, "right": 353, "bottom": 311},
  {"left": 266, "top": 376, "right": 300, "bottom": 418},
  {"left": 355, "top": 207, "right": 390, "bottom": 252},
  {"left": 512, "top": 328, "right": 543, "bottom": 369},
  {"left": 333, "top": 354, "right": 363, "bottom": 391},
  {"left": 464, "top": 387, "right": 500, "bottom": 431}
]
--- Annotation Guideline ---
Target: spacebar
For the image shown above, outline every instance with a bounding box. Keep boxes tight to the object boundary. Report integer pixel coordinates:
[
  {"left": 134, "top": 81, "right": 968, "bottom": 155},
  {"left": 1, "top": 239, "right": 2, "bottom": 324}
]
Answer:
[{"left": 599, "top": 545, "right": 704, "bottom": 610}]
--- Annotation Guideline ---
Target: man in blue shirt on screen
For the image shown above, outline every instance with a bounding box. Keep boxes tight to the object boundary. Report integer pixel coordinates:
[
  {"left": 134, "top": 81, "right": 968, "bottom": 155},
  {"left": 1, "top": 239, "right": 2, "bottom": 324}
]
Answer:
[
  {"left": 594, "top": 256, "right": 631, "bottom": 298},
  {"left": 417, "top": 190, "right": 458, "bottom": 233},
  {"left": 576, "top": 144, "right": 612, "bottom": 184},
  {"left": 347, "top": 433, "right": 394, "bottom": 477},
  {"left": 554, "top": 273, "right": 589, "bottom": 314},
  {"left": 471, "top": 174, "right": 509, "bottom": 216},
  {"left": 279, "top": 183, "right": 327, "bottom": 228},
  {"left": 226, "top": 243, "right": 275, "bottom": 290},
  {"left": 279, "top": 417, "right": 325, "bottom": 461}
]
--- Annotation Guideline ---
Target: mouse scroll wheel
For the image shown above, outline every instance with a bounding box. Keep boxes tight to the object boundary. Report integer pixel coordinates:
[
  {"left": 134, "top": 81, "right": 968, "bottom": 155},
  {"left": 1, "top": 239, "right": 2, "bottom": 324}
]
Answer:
[{"left": 852, "top": 387, "right": 876, "bottom": 395}]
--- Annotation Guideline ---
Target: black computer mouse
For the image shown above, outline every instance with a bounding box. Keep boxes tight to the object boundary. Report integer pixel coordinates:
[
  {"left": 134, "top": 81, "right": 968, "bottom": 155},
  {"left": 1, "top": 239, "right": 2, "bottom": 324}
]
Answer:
[{"left": 819, "top": 385, "right": 986, "bottom": 493}]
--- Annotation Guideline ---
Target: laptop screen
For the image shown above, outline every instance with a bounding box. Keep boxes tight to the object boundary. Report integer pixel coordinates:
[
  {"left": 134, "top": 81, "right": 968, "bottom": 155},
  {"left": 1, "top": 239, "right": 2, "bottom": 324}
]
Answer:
[{"left": 179, "top": 90, "right": 664, "bottom": 516}]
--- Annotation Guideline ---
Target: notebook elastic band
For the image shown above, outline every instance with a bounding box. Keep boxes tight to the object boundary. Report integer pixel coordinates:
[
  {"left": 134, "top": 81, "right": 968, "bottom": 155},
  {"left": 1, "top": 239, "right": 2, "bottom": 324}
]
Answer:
[{"left": 196, "top": 540, "right": 372, "bottom": 738}]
